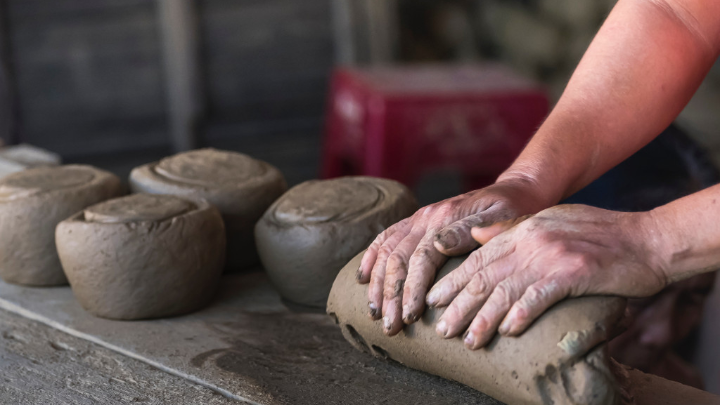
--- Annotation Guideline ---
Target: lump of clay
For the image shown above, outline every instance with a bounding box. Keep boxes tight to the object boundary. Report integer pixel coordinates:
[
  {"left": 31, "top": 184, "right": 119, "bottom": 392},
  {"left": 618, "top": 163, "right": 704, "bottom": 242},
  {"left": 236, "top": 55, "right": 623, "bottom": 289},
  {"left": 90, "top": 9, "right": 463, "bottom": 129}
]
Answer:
[
  {"left": 328, "top": 251, "right": 629, "bottom": 405},
  {"left": 256, "top": 177, "right": 417, "bottom": 308},
  {"left": 56, "top": 193, "right": 226, "bottom": 320},
  {"left": 129, "top": 148, "right": 287, "bottom": 271},
  {"left": 0, "top": 144, "right": 61, "bottom": 179},
  {"left": 0, "top": 165, "right": 123, "bottom": 286}
]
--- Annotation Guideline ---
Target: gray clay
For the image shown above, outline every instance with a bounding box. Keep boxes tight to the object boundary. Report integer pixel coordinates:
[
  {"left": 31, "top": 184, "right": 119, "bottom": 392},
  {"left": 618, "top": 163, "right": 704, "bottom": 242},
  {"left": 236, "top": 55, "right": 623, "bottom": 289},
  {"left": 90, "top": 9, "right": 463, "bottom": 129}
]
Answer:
[
  {"left": 328, "top": 251, "right": 629, "bottom": 405},
  {"left": 129, "top": 148, "right": 287, "bottom": 271},
  {"left": 56, "top": 193, "right": 226, "bottom": 320},
  {"left": 0, "top": 165, "right": 123, "bottom": 286},
  {"left": 255, "top": 177, "right": 417, "bottom": 308}
]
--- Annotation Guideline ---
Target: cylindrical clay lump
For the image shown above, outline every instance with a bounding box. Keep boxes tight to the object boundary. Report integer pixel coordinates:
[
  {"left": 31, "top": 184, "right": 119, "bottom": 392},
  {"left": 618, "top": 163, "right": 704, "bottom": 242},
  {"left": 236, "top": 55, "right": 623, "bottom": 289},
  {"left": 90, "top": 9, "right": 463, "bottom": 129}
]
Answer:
[
  {"left": 0, "top": 165, "right": 123, "bottom": 286},
  {"left": 255, "top": 176, "right": 417, "bottom": 308},
  {"left": 129, "top": 148, "right": 287, "bottom": 271},
  {"left": 56, "top": 193, "right": 226, "bottom": 320}
]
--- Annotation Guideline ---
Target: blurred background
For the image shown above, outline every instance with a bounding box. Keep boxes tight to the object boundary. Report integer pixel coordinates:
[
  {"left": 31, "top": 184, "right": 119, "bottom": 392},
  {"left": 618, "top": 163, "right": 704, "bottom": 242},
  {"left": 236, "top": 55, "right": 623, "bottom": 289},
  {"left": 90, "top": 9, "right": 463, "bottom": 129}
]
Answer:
[
  {"left": 0, "top": 0, "right": 719, "bottom": 394},
  {"left": 0, "top": 0, "right": 718, "bottom": 190}
]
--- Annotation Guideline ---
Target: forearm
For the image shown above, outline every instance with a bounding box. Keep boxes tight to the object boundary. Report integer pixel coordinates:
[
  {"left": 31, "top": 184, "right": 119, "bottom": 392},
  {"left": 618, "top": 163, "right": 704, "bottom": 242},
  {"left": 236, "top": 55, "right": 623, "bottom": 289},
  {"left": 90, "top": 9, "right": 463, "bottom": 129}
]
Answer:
[
  {"left": 499, "top": 0, "right": 720, "bottom": 206},
  {"left": 645, "top": 183, "right": 720, "bottom": 283}
]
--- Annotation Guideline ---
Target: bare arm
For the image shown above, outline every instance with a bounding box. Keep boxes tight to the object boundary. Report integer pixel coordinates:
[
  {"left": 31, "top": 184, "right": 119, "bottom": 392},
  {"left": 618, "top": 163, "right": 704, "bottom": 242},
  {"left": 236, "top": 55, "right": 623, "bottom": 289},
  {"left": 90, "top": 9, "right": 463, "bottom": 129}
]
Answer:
[{"left": 501, "top": 0, "right": 720, "bottom": 205}]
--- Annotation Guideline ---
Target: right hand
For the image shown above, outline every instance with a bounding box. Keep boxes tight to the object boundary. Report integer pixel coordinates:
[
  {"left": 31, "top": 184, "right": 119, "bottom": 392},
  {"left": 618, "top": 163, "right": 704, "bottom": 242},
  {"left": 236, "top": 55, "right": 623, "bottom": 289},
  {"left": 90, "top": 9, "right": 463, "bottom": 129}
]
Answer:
[{"left": 356, "top": 178, "right": 548, "bottom": 336}]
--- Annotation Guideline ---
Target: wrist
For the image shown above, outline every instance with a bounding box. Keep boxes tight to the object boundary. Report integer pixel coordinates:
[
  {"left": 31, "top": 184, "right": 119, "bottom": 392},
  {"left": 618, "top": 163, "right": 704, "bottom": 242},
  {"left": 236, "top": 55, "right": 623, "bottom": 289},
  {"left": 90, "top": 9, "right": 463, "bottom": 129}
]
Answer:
[
  {"left": 632, "top": 209, "right": 673, "bottom": 287},
  {"left": 495, "top": 168, "right": 561, "bottom": 212}
]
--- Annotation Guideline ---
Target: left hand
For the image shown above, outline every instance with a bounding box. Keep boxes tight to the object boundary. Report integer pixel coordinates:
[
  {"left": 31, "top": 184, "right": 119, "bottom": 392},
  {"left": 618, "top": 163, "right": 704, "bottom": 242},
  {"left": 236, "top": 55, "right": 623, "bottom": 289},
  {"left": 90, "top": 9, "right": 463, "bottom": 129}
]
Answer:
[{"left": 426, "top": 204, "right": 669, "bottom": 350}]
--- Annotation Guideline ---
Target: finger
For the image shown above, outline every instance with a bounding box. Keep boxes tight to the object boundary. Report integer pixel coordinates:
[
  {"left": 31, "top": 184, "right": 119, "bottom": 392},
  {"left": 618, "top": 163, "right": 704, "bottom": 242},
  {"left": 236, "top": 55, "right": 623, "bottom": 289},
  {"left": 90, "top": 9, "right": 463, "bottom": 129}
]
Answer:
[
  {"left": 358, "top": 218, "right": 411, "bottom": 284},
  {"left": 463, "top": 272, "right": 537, "bottom": 350},
  {"left": 501, "top": 276, "right": 570, "bottom": 337},
  {"left": 434, "top": 207, "right": 518, "bottom": 255},
  {"left": 471, "top": 214, "right": 533, "bottom": 245},
  {"left": 426, "top": 232, "right": 516, "bottom": 308},
  {"left": 434, "top": 256, "right": 516, "bottom": 339},
  {"left": 401, "top": 231, "right": 448, "bottom": 325},
  {"left": 367, "top": 228, "right": 409, "bottom": 320},
  {"left": 382, "top": 230, "right": 425, "bottom": 336}
]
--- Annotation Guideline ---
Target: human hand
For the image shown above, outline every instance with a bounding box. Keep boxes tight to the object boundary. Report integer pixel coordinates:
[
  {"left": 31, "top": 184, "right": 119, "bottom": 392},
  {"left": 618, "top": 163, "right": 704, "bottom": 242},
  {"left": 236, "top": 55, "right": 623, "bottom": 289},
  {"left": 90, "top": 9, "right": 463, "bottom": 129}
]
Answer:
[
  {"left": 427, "top": 204, "right": 668, "bottom": 349},
  {"left": 356, "top": 178, "right": 548, "bottom": 336}
]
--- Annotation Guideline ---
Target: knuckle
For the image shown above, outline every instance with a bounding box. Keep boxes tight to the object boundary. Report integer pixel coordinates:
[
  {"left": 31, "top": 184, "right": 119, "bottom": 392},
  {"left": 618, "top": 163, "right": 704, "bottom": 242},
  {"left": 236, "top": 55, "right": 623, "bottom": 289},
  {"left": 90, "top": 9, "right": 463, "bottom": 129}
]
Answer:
[
  {"left": 465, "top": 250, "right": 483, "bottom": 269},
  {"left": 522, "top": 285, "right": 545, "bottom": 307},
  {"left": 377, "top": 244, "right": 394, "bottom": 258},
  {"left": 387, "top": 253, "right": 408, "bottom": 273},
  {"left": 570, "top": 252, "right": 593, "bottom": 270},
  {"left": 546, "top": 240, "right": 569, "bottom": 258},
  {"left": 466, "top": 273, "right": 488, "bottom": 297},
  {"left": 494, "top": 281, "right": 515, "bottom": 307},
  {"left": 469, "top": 315, "right": 489, "bottom": 334},
  {"left": 370, "top": 234, "right": 386, "bottom": 248},
  {"left": 417, "top": 205, "right": 436, "bottom": 218},
  {"left": 409, "top": 246, "right": 435, "bottom": 266}
]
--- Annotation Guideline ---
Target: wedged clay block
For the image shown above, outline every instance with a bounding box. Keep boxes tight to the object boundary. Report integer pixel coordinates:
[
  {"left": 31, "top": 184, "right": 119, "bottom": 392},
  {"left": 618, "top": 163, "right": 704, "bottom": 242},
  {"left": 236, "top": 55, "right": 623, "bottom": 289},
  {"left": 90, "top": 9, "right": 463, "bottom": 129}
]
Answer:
[
  {"left": 256, "top": 177, "right": 417, "bottom": 308},
  {"left": 129, "top": 148, "right": 287, "bottom": 271},
  {"left": 0, "top": 144, "right": 61, "bottom": 179},
  {"left": 328, "top": 251, "right": 629, "bottom": 405},
  {"left": 56, "top": 193, "right": 226, "bottom": 320},
  {"left": 0, "top": 165, "right": 123, "bottom": 286}
]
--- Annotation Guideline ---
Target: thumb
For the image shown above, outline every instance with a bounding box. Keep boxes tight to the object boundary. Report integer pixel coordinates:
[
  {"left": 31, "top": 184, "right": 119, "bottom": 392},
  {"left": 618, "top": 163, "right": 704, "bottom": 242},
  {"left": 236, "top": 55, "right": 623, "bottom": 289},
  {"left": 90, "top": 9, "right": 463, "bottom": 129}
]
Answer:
[
  {"left": 471, "top": 214, "right": 533, "bottom": 245},
  {"left": 434, "top": 208, "right": 519, "bottom": 256}
]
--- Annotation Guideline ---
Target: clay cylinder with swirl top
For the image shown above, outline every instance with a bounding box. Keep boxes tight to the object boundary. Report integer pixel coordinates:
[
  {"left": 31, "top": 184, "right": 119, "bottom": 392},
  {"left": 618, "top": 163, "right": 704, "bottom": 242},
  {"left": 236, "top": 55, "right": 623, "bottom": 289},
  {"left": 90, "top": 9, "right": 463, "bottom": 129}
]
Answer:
[
  {"left": 0, "top": 165, "right": 123, "bottom": 286},
  {"left": 56, "top": 194, "right": 226, "bottom": 320},
  {"left": 129, "top": 148, "right": 287, "bottom": 271},
  {"left": 255, "top": 176, "right": 417, "bottom": 308}
]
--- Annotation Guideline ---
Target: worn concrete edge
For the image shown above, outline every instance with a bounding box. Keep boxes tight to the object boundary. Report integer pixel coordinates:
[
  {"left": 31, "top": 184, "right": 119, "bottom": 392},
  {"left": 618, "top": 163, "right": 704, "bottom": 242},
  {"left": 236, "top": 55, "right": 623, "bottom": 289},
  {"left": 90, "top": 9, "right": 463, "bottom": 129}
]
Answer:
[{"left": 0, "top": 297, "right": 263, "bottom": 405}]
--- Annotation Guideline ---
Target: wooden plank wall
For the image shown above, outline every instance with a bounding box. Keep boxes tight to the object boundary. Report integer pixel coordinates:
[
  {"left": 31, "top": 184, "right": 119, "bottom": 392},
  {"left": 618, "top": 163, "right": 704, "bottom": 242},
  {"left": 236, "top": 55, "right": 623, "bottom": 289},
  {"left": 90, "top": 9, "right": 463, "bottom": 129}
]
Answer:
[{"left": 4, "top": 0, "right": 334, "bottom": 158}]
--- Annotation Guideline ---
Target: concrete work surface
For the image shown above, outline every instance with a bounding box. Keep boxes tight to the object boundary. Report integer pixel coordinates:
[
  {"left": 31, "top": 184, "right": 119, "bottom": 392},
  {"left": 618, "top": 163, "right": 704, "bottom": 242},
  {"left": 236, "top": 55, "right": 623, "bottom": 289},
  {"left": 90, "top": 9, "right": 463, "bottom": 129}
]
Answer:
[
  {"left": 0, "top": 309, "right": 235, "bottom": 404},
  {"left": 0, "top": 272, "right": 502, "bottom": 405}
]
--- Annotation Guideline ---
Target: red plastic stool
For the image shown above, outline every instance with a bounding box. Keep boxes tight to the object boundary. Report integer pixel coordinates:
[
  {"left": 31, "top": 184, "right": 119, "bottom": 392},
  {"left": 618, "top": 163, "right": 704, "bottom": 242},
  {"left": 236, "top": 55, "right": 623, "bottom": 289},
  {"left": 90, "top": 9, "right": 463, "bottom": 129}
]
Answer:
[{"left": 321, "top": 64, "right": 549, "bottom": 191}]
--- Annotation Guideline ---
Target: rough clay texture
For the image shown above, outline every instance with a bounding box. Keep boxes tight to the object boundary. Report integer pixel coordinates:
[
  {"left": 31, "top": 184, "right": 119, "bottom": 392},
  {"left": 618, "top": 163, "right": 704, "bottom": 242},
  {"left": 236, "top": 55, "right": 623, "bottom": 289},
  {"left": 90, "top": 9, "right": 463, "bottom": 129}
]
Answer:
[
  {"left": 255, "top": 176, "right": 418, "bottom": 308},
  {"left": 129, "top": 148, "right": 287, "bottom": 271},
  {"left": 56, "top": 193, "right": 226, "bottom": 320},
  {"left": 328, "top": 251, "right": 629, "bottom": 405},
  {"left": 0, "top": 165, "right": 123, "bottom": 286}
]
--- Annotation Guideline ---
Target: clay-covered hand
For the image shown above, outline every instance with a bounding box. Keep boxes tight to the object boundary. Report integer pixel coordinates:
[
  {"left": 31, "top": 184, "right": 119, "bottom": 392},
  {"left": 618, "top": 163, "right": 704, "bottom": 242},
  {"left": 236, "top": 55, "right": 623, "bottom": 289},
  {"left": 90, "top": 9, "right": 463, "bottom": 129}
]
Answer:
[
  {"left": 428, "top": 204, "right": 668, "bottom": 349},
  {"left": 356, "top": 178, "right": 548, "bottom": 336}
]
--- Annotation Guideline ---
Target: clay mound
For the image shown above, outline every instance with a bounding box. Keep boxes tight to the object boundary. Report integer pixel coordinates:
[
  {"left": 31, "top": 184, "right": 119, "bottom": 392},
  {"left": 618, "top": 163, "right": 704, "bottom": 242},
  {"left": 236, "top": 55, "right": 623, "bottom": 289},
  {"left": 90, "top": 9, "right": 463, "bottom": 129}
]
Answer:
[
  {"left": 129, "top": 148, "right": 287, "bottom": 271},
  {"left": 0, "top": 165, "right": 123, "bottom": 286},
  {"left": 256, "top": 177, "right": 418, "bottom": 308},
  {"left": 56, "top": 193, "right": 226, "bottom": 320}
]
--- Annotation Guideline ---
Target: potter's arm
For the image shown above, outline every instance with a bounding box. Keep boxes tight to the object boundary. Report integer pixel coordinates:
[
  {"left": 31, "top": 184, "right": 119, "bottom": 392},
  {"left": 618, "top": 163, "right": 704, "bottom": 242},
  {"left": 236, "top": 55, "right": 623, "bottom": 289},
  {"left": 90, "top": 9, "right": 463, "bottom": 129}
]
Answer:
[
  {"left": 359, "top": 0, "right": 720, "bottom": 337},
  {"left": 497, "top": 0, "right": 720, "bottom": 209},
  {"left": 648, "top": 182, "right": 720, "bottom": 284}
]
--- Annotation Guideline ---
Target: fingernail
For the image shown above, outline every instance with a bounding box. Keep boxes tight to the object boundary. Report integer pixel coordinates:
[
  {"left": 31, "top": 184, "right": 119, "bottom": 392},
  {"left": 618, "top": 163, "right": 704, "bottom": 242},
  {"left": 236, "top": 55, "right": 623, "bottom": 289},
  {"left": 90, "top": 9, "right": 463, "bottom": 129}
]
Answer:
[
  {"left": 464, "top": 330, "right": 475, "bottom": 346},
  {"left": 436, "top": 230, "right": 458, "bottom": 249},
  {"left": 383, "top": 316, "right": 392, "bottom": 331},
  {"left": 436, "top": 320, "right": 448, "bottom": 337},
  {"left": 426, "top": 290, "right": 440, "bottom": 307},
  {"left": 402, "top": 305, "right": 417, "bottom": 324},
  {"left": 368, "top": 302, "right": 379, "bottom": 319},
  {"left": 499, "top": 318, "right": 511, "bottom": 335}
]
